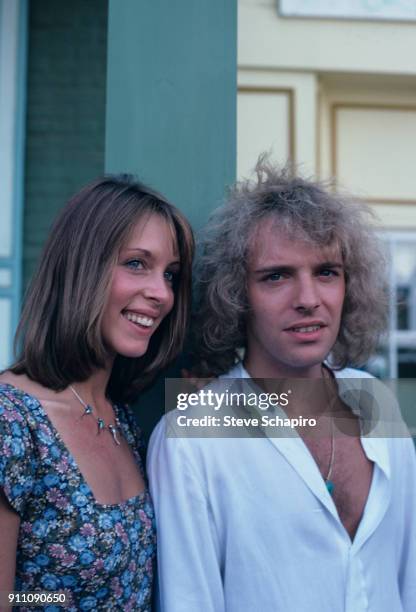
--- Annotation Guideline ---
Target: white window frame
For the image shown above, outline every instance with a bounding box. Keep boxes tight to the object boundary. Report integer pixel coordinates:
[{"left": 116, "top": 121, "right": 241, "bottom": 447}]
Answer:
[
  {"left": 381, "top": 230, "right": 416, "bottom": 378},
  {"left": 0, "top": 0, "right": 28, "bottom": 369}
]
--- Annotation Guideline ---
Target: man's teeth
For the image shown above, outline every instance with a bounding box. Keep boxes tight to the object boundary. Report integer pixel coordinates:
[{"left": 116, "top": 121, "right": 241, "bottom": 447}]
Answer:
[
  {"left": 124, "top": 312, "right": 154, "bottom": 327},
  {"left": 291, "top": 325, "right": 321, "bottom": 333}
]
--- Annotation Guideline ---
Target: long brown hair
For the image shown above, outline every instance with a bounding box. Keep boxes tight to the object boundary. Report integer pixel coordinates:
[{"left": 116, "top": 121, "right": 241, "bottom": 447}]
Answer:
[{"left": 11, "top": 176, "right": 194, "bottom": 402}]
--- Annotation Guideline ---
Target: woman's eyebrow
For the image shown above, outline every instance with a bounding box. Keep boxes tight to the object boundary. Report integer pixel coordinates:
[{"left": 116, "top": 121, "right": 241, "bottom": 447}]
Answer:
[
  {"left": 122, "top": 247, "right": 181, "bottom": 266},
  {"left": 122, "top": 248, "right": 156, "bottom": 261},
  {"left": 123, "top": 247, "right": 151, "bottom": 256}
]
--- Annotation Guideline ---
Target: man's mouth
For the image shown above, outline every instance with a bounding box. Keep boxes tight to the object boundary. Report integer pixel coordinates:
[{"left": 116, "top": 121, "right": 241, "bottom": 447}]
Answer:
[
  {"left": 289, "top": 325, "right": 322, "bottom": 333},
  {"left": 122, "top": 311, "right": 155, "bottom": 328}
]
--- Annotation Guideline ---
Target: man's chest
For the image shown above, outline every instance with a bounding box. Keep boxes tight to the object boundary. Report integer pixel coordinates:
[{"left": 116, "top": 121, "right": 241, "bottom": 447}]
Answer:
[{"left": 303, "top": 435, "right": 373, "bottom": 539}]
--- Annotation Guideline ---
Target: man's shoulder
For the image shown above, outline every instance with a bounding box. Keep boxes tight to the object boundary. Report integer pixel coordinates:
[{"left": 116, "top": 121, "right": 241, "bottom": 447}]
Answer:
[
  {"left": 220, "top": 363, "right": 375, "bottom": 380},
  {"left": 219, "top": 362, "right": 248, "bottom": 379},
  {"left": 333, "top": 367, "right": 374, "bottom": 379}
]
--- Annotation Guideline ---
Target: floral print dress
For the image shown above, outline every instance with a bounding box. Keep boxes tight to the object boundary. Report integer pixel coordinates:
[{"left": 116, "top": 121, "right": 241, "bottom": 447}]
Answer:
[{"left": 0, "top": 383, "right": 155, "bottom": 611}]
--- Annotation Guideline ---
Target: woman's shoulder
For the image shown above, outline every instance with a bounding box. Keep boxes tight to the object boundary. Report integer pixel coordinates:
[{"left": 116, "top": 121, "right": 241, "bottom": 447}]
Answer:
[
  {"left": 0, "top": 371, "right": 68, "bottom": 415},
  {"left": 0, "top": 373, "right": 44, "bottom": 514},
  {"left": 0, "top": 372, "right": 48, "bottom": 448},
  {"left": 0, "top": 372, "right": 48, "bottom": 422},
  {"left": 0, "top": 373, "right": 33, "bottom": 413},
  {"left": 0, "top": 370, "right": 52, "bottom": 397}
]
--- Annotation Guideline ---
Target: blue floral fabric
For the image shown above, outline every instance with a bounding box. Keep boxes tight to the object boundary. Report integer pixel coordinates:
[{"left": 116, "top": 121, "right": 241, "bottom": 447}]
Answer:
[{"left": 0, "top": 383, "right": 155, "bottom": 611}]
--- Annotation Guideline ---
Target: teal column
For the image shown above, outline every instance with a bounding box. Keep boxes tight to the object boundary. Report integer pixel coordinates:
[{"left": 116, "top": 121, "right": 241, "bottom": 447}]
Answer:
[
  {"left": 105, "top": 0, "right": 237, "bottom": 229},
  {"left": 105, "top": 0, "right": 237, "bottom": 440}
]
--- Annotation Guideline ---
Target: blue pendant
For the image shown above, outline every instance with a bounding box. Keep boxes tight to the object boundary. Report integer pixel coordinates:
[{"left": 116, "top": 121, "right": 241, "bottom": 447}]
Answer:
[
  {"left": 326, "top": 480, "right": 334, "bottom": 495},
  {"left": 97, "top": 418, "right": 105, "bottom": 432}
]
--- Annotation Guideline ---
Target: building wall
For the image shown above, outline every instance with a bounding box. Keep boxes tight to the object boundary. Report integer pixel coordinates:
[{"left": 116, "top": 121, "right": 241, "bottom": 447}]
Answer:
[
  {"left": 238, "top": 1, "right": 416, "bottom": 218},
  {"left": 237, "top": 0, "right": 416, "bottom": 377},
  {"left": 239, "top": 0, "right": 416, "bottom": 74},
  {"left": 23, "top": 0, "right": 108, "bottom": 290}
]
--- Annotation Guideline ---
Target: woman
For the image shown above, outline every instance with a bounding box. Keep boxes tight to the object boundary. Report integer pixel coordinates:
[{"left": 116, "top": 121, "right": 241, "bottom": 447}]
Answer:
[{"left": 0, "top": 176, "right": 194, "bottom": 610}]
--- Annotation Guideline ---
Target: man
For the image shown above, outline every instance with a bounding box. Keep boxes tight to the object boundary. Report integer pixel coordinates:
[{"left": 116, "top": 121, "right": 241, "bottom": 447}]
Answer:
[{"left": 148, "top": 162, "right": 416, "bottom": 611}]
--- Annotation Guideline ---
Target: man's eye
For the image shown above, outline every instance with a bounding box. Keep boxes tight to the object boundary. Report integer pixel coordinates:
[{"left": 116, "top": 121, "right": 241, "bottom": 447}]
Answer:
[
  {"left": 125, "top": 259, "right": 144, "bottom": 271},
  {"left": 320, "top": 269, "right": 338, "bottom": 277},
  {"left": 264, "top": 272, "right": 283, "bottom": 282}
]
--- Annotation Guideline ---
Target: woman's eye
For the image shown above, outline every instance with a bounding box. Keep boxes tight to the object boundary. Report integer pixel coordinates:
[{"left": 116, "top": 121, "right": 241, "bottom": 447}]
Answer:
[
  {"left": 164, "top": 270, "right": 177, "bottom": 283},
  {"left": 125, "top": 259, "right": 144, "bottom": 271}
]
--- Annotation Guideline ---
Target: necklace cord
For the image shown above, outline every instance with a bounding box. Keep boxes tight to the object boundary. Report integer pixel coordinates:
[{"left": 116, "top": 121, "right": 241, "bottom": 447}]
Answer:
[
  {"left": 69, "top": 385, "right": 122, "bottom": 446},
  {"left": 321, "top": 366, "right": 336, "bottom": 494}
]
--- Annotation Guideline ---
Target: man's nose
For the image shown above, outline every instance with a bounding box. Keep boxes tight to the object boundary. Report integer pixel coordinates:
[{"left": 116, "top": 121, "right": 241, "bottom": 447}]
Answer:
[{"left": 293, "top": 276, "right": 320, "bottom": 311}]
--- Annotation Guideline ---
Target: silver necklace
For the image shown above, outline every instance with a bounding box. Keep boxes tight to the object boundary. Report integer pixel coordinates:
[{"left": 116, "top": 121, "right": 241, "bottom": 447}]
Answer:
[
  {"left": 321, "top": 365, "right": 335, "bottom": 495},
  {"left": 325, "top": 416, "right": 335, "bottom": 495},
  {"left": 69, "top": 385, "right": 122, "bottom": 446}
]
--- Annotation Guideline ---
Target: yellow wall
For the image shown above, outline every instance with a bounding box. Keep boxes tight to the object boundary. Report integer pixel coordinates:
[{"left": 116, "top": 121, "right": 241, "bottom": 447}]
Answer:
[
  {"left": 239, "top": 0, "right": 416, "bottom": 74},
  {"left": 237, "top": 0, "right": 416, "bottom": 230}
]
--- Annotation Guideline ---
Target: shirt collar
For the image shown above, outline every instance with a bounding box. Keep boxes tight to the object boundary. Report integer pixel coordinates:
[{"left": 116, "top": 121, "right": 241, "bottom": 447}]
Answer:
[{"left": 226, "top": 361, "right": 392, "bottom": 477}]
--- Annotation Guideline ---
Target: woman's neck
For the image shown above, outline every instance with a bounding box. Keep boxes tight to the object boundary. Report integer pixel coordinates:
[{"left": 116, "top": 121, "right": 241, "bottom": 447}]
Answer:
[{"left": 70, "top": 366, "right": 113, "bottom": 415}]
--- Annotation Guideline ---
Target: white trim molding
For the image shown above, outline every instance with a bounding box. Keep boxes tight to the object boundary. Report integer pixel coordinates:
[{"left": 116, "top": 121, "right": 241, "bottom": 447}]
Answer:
[
  {"left": 279, "top": 0, "right": 416, "bottom": 22},
  {"left": 0, "top": 0, "right": 27, "bottom": 368}
]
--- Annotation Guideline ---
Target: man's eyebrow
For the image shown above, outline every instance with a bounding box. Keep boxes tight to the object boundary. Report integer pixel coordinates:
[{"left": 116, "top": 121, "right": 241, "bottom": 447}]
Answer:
[
  {"left": 316, "top": 261, "right": 344, "bottom": 268},
  {"left": 253, "top": 261, "right": 344, "bottom": 274},
  {"left": 252, "top": 265, "right": 295, "bottom": 276}
]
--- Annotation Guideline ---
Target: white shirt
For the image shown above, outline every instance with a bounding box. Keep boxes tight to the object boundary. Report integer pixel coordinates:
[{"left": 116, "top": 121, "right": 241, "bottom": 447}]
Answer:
[{"left": 147, "top": 364, "right": 416, "bottom": 611}]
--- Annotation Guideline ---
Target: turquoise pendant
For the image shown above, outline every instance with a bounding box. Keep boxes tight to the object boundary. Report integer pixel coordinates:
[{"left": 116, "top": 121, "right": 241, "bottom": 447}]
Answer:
[
  {"left": 326, "top": 480, "right": 334, "bottom": 495},
  {"left": 97, "top": 418, "right": 105, "bottom": 432}
]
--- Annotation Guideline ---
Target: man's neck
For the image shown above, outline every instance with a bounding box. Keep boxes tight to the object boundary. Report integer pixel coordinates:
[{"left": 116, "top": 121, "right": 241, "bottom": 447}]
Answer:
[
  {"left": 243, "top": 357, "right": 325, "bottom": 380},
  {"left": 242, "top": 358, "right": 338, "bottom": 419}
]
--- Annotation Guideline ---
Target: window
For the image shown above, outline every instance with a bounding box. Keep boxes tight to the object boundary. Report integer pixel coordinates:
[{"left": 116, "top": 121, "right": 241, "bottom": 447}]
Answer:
[{"left": 367, "top": 232, "right": 416, "bottom": 379}]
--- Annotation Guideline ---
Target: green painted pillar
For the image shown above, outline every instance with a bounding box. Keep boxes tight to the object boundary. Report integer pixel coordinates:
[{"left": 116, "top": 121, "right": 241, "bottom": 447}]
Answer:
[
  {"left": 105, "top": 0, "right": 237, "bottom": 229},
  {"left": 105, "top": 0, "right": 237, "bottom": 441}
]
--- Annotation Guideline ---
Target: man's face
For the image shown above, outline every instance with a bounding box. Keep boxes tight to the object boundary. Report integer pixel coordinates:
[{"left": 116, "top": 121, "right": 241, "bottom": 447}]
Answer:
[{"left": 244, "top": 219, "right": 345, "bottom": 379}]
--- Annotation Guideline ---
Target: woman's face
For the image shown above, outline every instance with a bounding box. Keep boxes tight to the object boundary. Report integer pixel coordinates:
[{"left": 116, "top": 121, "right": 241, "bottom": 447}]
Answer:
[{"left": 101, "top": 214, "right": 180, "bottom": 359}]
